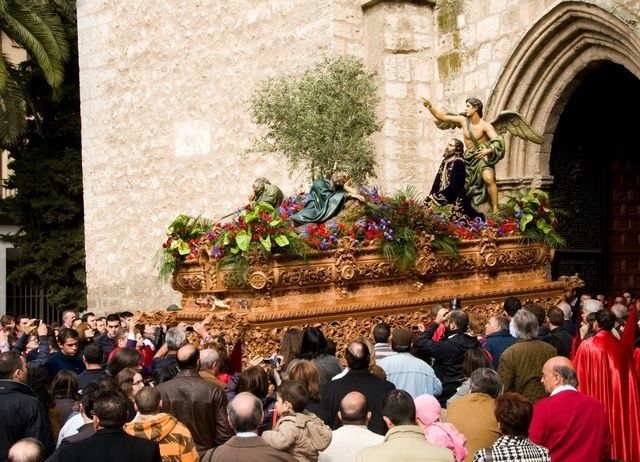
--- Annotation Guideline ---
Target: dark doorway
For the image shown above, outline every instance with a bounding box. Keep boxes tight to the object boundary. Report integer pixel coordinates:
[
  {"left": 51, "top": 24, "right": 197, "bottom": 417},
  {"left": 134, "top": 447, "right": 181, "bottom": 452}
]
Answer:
[{"left": 550, "top": 62, "right": 640, "bottom": 297}]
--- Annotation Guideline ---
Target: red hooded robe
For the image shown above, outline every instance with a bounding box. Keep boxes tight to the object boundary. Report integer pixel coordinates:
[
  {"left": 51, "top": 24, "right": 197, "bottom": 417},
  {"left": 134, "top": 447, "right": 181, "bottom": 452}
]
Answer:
[{"left": 574, "top": 329, "right": 640, "bottom": 462}]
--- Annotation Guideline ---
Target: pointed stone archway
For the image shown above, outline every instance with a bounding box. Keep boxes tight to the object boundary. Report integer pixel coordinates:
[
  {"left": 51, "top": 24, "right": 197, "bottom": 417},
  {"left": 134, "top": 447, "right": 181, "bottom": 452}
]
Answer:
[{"left": 486, "top": 1, "right": 640, "bottom": 189}]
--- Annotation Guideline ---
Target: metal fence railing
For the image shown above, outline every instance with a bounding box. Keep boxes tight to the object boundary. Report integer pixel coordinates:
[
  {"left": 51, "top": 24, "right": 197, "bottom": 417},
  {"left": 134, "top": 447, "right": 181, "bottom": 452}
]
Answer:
[{"left": 6, "top": 284, "right": 58, "bottom": 324}]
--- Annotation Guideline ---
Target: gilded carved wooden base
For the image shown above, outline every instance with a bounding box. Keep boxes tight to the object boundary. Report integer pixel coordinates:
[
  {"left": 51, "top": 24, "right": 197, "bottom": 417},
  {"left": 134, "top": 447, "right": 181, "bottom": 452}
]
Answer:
[{"left": 168, "top": 232, "right": 583, "bottom": 363}]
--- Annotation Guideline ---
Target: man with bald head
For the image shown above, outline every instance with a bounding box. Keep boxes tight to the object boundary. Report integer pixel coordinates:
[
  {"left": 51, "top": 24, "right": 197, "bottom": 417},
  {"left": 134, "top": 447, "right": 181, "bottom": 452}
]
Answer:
[
  {"left": 202, "top": 392, "right": 294, "bottom": 462},
  {"left": 8, "top": 438, "right": 44, "bottom": 462},
  {"left": 319, "top": 392, "right": 383, "bottom": 462},
  {"left": 199, "top": 348, "right": 225, "bottom": 389},
  {"left": 320, "top": 341, "right": 396, "bottom": 435},
  {"left": 529, "top": 357, "right": 610, "bottom": 462},
  {"left": 156, "top": 344, "right": 233, "bottom": 457}
]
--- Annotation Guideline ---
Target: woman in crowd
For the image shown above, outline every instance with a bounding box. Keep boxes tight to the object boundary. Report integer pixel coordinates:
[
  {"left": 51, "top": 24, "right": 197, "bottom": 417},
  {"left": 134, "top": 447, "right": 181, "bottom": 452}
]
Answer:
[
  {"left": 472, "top": 392, "right": 550, "bottom": 461},
  {"left": 107, "top": 347, "right": 142, "bottom": 378},
  {"left": 447, "top": 346, "right": 493, "bottom": 406},
  {"left": 51, "top": 370, "right": 80, "bottom": 427},
  {"left": 287, "top": 327, "right": 343, "bottom": 385},
  {"left": 234, "top": 365, "right": 276, "bottom": 434},
  {"left": 415, "top": 394, "right": 467, "bottom": 461},
  {"left": 288, "top": 360, "right": 322, "bottom": 416},
  {"left": 116, "top": 367, "right": 145, "bottom": 421},
  {"left": 279, "top": 328, "right": 303, "bottom": 375}
]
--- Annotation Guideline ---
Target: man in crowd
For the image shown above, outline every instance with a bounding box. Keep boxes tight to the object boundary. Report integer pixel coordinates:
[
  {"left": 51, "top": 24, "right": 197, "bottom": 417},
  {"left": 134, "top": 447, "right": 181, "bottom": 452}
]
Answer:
[
  {"left": 202, "top": 392, "right": 294, "bottom": 462},
  {"left": 56, "top": 391, "right": 161, "bottom": 462},
  {"left": 378, "top": 328, "right": 441, "bottom": 398},
  {"left": 415, "top": 310, "right": 479, "bottom": 406},
  {"left": 199, "top": 348, "right": 225, "bottom": 389},
  {"left": 76, "top": 343, "right": 107, "bottom": 390},
  {"left": 557, "top": 301, "right": 577, "bottom": 336},
  {"left": 372, "top": 323, "right": 394, "bottom": 361},
  {"left": 61, "top": 311, "right": 76, "bottom": 330},
  {"left": 0, "top": 351, "right": 54, "bottom": 460},
  {"left": 319, "top": 392, "right": 383, "bottom": 462},
  {"left": 530, "top": 356, "right": 610, "bottom": 462},
  {"left": 446, "top": 368, "right": 501, "bottom": 462},
  {"left": 8, "top": 438, "right": 44, "bottom": 462},
  {"left": 125, "top": 387, "right": 199, "bottom": 462},
  {"left": 95, "top": 314, "right": 123, "bottom": 360},
  {"left": 156, "top": 344, "right": 233, "bottom": 457},
  {"left": 355, "top": 390, "right": 454, "bottom": 462},
  {"left": 48, "top": 329, "right": 85, "bottom": 378},
  {"left": 48, "top": 381, "right": 112, "bottom": 462},
  {"left": 482, "top": 315, "right": 515, "bottom": 369},
  {"left": 544, "top": 307, "right": 573, "bottom": 358},
  {"left": 320, "top": 341, "right": 396, "bottom": 435},
  {"left": 498, "top": 309, "right": 556, "bottom": 403},
  {"left": 152, "top": 326, "right": 186, "bottom": 384},
  {"left": 502, "top": 296, "right": 521, "bottom": 337},
  {"left": 574, "top": 310, "right": 640, "bottom": 461},
  {"left": 80, "top": 313, "right": 98, "bottom": 336}
]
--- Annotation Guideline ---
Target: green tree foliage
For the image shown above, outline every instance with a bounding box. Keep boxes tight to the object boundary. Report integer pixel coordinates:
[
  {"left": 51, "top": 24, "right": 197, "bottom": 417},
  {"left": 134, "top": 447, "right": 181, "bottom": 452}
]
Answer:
[
  {"left": 0, "top": 6, "right": 86, "bottom": 312},
  {"left": 0, "top": 0, "right": 73, "bottom": 145},
  {"left": 250, "top": 55, "right": 381, "bottom": 185}
]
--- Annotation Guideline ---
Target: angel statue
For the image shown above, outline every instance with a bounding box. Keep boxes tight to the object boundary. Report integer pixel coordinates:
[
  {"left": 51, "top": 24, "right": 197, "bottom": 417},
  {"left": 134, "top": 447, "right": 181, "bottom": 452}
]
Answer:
[{"left": 421, "top": 97, "right": 544, "bottom": 214}]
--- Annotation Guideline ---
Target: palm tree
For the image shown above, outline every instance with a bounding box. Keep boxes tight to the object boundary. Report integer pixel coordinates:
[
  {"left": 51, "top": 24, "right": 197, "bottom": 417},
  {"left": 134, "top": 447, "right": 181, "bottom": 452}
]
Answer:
[{"left": 0, "top": 0, "right": 74, "bottom": 145}]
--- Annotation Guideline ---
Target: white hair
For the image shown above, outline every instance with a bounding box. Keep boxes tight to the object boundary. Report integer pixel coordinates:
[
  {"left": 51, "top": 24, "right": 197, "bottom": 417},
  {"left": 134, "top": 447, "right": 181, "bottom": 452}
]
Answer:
[
  {"left": 582, "top": 299, "right": 603, "bottom": 314},
  {"left": 611, "top": 303, "right": 628, "bottom": 320},
  {"left": 557, "top": 301, "right": 572, "bottom": 320}
]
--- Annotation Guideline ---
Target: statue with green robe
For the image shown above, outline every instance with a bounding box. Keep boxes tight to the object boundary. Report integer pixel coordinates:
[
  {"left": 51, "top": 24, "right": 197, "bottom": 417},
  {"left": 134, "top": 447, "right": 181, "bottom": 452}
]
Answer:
[
  {"left": 249, "top": 177, "right": 284, "bottom": 208},
  {"left": 290, "top": 171, "right": 366, "bottom": 224},
  {"left": 421, "top": 96, "right": 544, "bottom": 214}
]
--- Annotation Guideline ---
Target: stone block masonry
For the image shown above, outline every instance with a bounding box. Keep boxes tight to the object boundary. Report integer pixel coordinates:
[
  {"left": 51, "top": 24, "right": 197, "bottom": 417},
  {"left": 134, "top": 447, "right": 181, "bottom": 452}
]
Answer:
[{"left": 76, "top": 0, "right": 640, "bottom": 312}]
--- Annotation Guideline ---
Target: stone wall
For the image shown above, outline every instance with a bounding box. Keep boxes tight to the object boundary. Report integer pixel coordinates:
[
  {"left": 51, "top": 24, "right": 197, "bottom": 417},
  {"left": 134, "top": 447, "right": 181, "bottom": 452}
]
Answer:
[{"left": 76, "top": 0, "right": 640, "bottom": 312}]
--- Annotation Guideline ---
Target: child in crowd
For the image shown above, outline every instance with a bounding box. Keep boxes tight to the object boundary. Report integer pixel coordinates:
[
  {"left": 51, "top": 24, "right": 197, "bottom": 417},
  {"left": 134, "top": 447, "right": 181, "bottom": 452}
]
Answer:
[{"left": 262, "top": 379, "right": 332, "bottom": 462}]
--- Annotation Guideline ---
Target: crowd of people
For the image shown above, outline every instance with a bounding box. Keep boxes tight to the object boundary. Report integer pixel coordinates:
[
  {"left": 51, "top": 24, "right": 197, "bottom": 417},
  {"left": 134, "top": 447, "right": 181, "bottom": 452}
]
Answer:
[{"left": 0, "top": 289, "right": 639, "bottom": 462}]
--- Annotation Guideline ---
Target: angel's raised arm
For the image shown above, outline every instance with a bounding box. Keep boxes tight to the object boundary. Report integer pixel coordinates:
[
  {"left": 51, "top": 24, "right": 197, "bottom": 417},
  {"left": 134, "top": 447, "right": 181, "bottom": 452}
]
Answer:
[{"left": 421, "top": 97, "right": 464, "bottom": 124}]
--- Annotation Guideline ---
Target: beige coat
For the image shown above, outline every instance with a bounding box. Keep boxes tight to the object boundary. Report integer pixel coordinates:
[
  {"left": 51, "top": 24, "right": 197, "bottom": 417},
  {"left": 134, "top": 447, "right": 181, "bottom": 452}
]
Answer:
[
  {"left": 262, "top": 410, "right": 332, "bottom": 462},
  {"left": 446, "top": 393, "right": 500, "bottom": 462},
  {"left": 355, "top": 425, "right": 454, "bottom": 462}
]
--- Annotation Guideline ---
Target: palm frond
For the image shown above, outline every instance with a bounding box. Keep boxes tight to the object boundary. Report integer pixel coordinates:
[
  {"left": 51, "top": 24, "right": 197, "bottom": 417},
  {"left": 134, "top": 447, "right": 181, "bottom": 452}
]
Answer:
[
  {"left": 432, "top": 235, "right": 460, "bottom": 259},
  {"left": 46, "top": 0, "right": 75, "bottom": 23},
  {"left": 2, "top": 0, "right": 69, "bottom": 88},
  {"left": 0, "top": 67, "right": 27, "bottom": 145}
]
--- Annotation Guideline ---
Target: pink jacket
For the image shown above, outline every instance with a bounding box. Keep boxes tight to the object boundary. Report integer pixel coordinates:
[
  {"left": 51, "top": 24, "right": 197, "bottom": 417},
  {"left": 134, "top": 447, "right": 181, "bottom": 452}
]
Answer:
[{"left": 415, "top": 394, "right": 467, "bottom": 462}]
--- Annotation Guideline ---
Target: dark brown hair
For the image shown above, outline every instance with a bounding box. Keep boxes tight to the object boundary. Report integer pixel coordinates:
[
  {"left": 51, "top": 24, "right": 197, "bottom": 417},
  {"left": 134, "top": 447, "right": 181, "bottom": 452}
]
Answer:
[
  {"left": 235, "top": 366, "right": 269, "bottom": 399},
  {"left": 278, "top": 380, "right": 309, "bottom": 413},
  {"left": 107, "top": 347, "right": 141, "bottom": 378},
  {"left": 494, "top": 392, "right": 533, "bottom": 437},
  {"left": 51, "top": 370, "right": 79, "bottom": 400},
  {"left": 115, "top": 367, "right": 140, "bottom": 401},
  {"left": 280, "top": 328, "right": 303, "bottom": 368}
]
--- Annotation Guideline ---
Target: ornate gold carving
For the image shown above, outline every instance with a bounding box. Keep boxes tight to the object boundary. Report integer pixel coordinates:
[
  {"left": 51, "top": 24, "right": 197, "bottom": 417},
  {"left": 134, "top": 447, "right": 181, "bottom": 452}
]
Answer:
[
  {"left": 279, "top": 266, "right": 332, "bottom": 286},
  {"left": 335, "top": 236, "right": 357, "bottom": 296},
  {"left": 479, "top": 228, "right": 499, "bottom": 269},
  {"left": 414, "top": 234, "right": 438, "bottom": 276},
  {"left": 172, "top": 273, "right": 205, "bottom": 291}
]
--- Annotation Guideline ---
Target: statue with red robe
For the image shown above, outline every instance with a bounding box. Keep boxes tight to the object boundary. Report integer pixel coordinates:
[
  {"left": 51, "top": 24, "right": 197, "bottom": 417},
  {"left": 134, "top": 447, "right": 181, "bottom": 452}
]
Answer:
[{"left": 574, "top": 310, "right": 640, "bottom": 461}]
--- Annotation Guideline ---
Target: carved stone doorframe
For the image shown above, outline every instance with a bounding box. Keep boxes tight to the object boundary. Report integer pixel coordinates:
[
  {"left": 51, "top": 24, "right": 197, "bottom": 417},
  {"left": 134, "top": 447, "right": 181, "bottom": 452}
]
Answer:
[{"left": 487, "top": 1, "right": 640, "bottom": 192}]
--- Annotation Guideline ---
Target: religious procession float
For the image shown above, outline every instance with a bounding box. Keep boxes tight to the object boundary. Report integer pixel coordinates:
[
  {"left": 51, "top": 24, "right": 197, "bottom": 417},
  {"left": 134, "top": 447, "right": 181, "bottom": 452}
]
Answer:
[{"left": 152, "top": 58, "right": 582, "bottom": 357}]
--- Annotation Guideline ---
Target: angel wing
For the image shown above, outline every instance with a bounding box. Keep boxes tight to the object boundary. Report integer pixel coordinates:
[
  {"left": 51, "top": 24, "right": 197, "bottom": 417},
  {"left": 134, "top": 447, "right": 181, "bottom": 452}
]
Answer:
[
  {"left": 433, "top": 112, "right": 462, "bottom": 130},
  {"left": 491, "top": 111, "right": 544, "bottom": 144}
]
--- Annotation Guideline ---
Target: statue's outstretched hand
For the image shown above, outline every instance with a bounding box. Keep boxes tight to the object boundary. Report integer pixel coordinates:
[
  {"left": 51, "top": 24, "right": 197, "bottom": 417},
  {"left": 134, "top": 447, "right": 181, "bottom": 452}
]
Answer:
[{"left": 421, "top": 97, "right": 432, "bottom": 109}]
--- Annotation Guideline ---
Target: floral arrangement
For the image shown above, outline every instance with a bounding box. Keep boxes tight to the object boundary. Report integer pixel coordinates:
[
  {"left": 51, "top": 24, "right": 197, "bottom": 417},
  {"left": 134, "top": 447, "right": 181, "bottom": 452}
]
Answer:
[
  {"left": 155, "top": 214, "right": 214, "bottom": 281},
  {"left": 156, "top": 188, "right": 562, "bottom": 281},
  {"left": 207, "top": 203, "right": 304, "bottom": 258},
  {"left": 502, "top": 189, "right": 565, "bottom": 248}
]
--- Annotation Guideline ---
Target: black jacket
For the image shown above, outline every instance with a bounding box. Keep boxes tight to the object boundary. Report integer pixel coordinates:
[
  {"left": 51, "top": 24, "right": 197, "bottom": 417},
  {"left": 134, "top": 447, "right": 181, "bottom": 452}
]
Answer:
[
  {"left": 0, "top": 379, "right": 55, "bottom": 461},
  {"left": 319, "top": 369, "right": 396, "bottom": 435},
  {"left": 57, "top": 427, "right": 160, "bottom": 462},
  {"left": 544, "top": 327, "right": 573, "bottom": 358},
  {"left": 415, "top": 322, "right": 480, "bottom": 406}
]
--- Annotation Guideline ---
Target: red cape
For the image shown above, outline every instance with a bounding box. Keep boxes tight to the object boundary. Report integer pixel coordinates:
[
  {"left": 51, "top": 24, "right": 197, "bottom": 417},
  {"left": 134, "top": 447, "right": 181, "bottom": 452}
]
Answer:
[{"left": 574, "top": 330, "right": 640, "bottom": 461}]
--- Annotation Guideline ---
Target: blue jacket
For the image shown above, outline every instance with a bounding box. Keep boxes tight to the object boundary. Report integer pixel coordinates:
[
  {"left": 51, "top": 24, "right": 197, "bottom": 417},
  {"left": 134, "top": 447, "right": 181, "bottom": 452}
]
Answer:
[
  {"left": 48, "top": 351, "right": 85, "bottom": 380},
  {"left": 484, "top": 330, "right": 516, "bottom": 369},
  {"left": 378, "top": 352, "right": 442, "bottom": 399}
]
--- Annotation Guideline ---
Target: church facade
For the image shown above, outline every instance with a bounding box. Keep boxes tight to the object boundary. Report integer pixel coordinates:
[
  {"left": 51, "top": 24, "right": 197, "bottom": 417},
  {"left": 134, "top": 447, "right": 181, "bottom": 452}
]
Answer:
[{"left": 76, "top": 0, "right": 640, "bottom": 311}]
